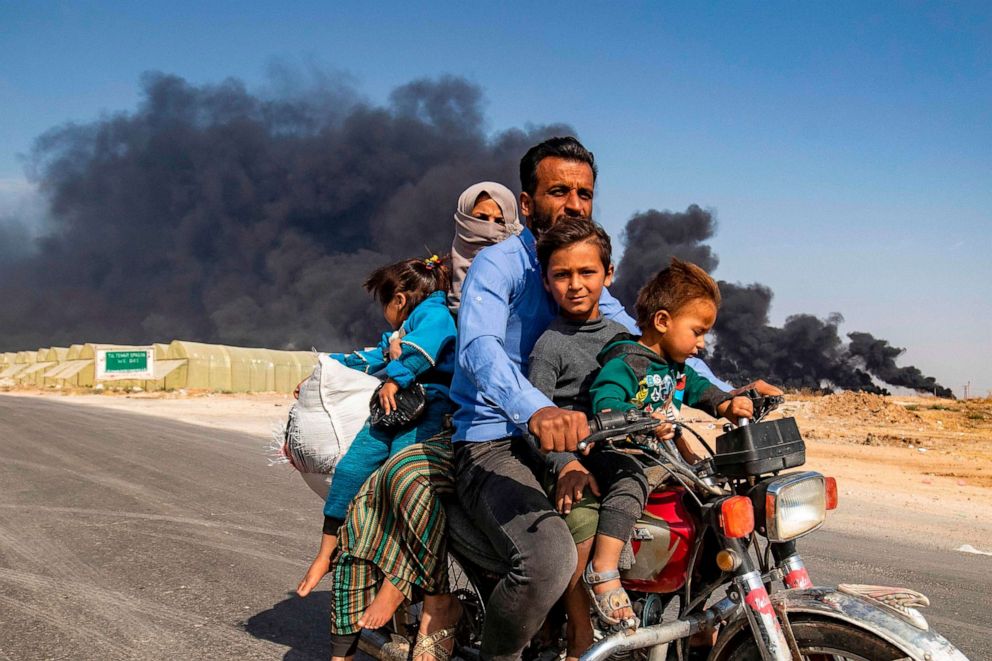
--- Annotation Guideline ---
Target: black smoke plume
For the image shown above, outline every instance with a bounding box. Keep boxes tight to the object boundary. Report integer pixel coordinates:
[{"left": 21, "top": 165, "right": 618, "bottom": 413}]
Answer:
[
  {"left": 847, "top": 332, "right": 953, "bottom": 397},
  {"left": 610, "top": 205, "right": 719, "bottom": 306},
  {"left": 613, "top": 207, "right": 949, "bottom": 395},
  {"left": 0, "top": 72, "right": 567, "bottom": 350},
  {"left": 2, "top": 71, "right": 949, "bottom": 396}
]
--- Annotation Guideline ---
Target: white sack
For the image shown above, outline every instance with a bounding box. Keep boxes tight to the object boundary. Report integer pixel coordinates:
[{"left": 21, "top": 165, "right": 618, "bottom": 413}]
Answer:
[{"left": 284, "top": 353, "right": 379, "bottom": 499}]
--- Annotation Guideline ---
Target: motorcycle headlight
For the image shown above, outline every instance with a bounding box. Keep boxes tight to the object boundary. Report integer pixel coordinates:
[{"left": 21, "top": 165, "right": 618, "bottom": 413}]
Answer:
[{"left": 764, "top": 472, "right": 826, "bottom": 542}]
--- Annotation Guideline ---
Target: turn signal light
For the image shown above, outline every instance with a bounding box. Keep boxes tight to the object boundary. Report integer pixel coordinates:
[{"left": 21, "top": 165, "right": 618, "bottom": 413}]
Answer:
[
  {"left": 825, "top": 477, "right": 838, "bottom": 510},
  {"left": 716, "top": 549, "right": 741, "bottom": 571},
  {"left": 720, "top": 496, "right": 755, "bottom": 538}
]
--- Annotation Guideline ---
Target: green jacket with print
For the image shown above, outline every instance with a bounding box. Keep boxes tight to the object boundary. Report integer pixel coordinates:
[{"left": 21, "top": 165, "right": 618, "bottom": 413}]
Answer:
[{"left": 590, "top": 333, "right": 732, "bottom": 421}]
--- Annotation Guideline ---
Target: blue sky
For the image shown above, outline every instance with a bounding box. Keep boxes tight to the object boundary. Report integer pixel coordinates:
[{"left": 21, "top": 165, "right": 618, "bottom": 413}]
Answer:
[{"left": 1, "top": 1, "right": 990, "bottom": 395}]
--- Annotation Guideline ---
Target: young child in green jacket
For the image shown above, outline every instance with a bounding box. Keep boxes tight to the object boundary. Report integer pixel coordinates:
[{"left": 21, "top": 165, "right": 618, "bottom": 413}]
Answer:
[{"left": 585, "top": 258, "right": 753, "bottom": 633}]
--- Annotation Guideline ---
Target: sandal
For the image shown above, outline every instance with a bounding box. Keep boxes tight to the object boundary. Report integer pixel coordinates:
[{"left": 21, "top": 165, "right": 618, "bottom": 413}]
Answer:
[
  {"left": 411, "top": 599, "right": 465, "bottom": 661},
  {"left": 410, "top": 626, "right": 459, "bottom": 661},
  {"left": 582, "top": 561, "right": 639, "bottom": 631}
]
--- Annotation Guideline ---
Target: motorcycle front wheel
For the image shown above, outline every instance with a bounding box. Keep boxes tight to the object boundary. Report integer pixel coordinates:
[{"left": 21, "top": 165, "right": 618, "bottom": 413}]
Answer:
[{"left": 720, "top": 616, "right": 904, "bottom": 660}]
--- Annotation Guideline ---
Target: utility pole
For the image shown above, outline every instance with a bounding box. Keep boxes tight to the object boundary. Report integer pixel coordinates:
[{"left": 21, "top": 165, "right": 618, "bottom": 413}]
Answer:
[{"left": 962, "top": 382, "right": 970, "bottom": 400}]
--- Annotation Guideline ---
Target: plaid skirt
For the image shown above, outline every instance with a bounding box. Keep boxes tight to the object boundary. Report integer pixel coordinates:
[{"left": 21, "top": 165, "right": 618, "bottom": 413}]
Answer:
[{"left": 329, "top": 435, "right": 455, "bottom": 634}]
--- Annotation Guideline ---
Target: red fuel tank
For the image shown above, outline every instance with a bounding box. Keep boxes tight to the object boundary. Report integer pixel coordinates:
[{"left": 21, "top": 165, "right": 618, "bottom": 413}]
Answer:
[{"left": 621, "top": 487, "right": 696, "bottom": 593}]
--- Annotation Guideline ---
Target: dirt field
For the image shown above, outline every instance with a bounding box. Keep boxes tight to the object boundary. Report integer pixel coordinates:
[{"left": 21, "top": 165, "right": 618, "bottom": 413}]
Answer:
[
  {"left": 684, "top": 391, "right": 992, "bottom": 548},
  {"left": 3, "top": 386, "right": 991, "bottom": 552}
]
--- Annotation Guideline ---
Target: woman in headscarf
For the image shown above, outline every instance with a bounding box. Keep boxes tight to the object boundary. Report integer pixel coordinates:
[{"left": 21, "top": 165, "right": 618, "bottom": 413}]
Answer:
[
  {"left": 448, "top": 182, "right": 522, "bottom": 314},
  {"left": 297, "top": 182, "right": 519, "bottom": 661}
]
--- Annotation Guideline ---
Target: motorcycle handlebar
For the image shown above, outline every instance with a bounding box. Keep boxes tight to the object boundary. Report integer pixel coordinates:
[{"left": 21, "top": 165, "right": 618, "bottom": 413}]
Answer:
[
  {"left": 574, "top": 414, "right": 744, "bottom": 454},
  {"left": 574, "top": 396, "right": 768, "bottom": 453},
  {"left": 575, "top": 411, "right": 727, "bottom": 497},
  {"left": 576, "top": 410, "right": 663, "bottom": 452}
]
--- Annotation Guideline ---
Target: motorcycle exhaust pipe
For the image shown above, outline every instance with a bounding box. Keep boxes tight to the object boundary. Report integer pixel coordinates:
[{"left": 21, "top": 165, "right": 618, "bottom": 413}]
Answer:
[
  {"left": 580, "top": 597, "right": 738, "bottom": 661},
  {"left": 359, "top": 628, "right": 404, "bottom": 661}
]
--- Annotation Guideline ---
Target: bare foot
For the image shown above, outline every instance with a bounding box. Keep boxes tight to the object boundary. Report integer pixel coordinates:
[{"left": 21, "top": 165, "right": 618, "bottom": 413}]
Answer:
[
  {"left": 296, "top": 532, "right": 337, "bottom": 597},
  {"left": 357, "top": 579, "right": 405, "bottom": 630},
  {"left": 414, "top": 594, "right": 463, "bottom": 661}
]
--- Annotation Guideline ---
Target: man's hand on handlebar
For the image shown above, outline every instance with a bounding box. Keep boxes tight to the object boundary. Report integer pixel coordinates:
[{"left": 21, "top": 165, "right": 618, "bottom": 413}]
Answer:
[
  {"left": 555, "top": 460, "right": 601, "bottom": 515},
  {"left": 718, "top": 396, "right": 754, "bottom": 422},
  {"left": 649, "top": 410, "right": 676, "bottom": 440},
  {"left": 529, "top": 407, "right": 591, "bottom": 453}
]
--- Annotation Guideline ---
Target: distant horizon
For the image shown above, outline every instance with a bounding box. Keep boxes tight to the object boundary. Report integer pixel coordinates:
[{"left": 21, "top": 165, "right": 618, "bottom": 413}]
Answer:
[{"left": 0, "top": 338, "right": 969, "bottom": 399}]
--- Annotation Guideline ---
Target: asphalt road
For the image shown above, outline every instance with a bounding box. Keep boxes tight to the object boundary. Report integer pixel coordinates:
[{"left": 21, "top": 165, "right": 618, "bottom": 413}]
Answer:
[
  {"left": 799, "top": 532, "right": 989, "bottom": 658},
  {"left": 0, "top": 396, "right": 987, "bottom": 660}
]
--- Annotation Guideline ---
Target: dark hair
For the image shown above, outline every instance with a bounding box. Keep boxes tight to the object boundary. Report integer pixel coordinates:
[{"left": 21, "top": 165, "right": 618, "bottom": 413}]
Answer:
[
  {"left": 634, "top": 258, "right": 721, "bottom": 331},
  {"left": 364, "top": 255, "right": 452, "bottom": 316},
  {"left": 519, "top": 136, "right": 597, "bottom": 196},
  {"left": 537, "top": 217, "right": 612, "bottom": 275}
]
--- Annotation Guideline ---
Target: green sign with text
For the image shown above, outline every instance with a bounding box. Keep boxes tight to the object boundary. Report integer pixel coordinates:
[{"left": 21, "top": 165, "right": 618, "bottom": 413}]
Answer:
[
  {"left": 104, "top": 351, "right": 149, "bottom": 373},
  {"left": 95, "top": 347, "right": 155, "bottom": 381}
]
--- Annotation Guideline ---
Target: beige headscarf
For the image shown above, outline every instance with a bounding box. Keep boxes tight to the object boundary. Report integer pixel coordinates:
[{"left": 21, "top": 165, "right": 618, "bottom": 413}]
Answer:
[{"left": 448, "top": 181, "right": 522, "bottom": 313}]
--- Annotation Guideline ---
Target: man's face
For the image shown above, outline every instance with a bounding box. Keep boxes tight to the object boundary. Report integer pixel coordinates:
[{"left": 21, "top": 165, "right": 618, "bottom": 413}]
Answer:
[{"left": 520, "top": 157, "right": 595, "bottom": 237}]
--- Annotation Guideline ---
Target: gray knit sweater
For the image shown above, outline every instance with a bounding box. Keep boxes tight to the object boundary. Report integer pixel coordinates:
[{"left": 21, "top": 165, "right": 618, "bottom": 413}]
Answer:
[{"left": 527, "top": 315, "right": 627, "bottom": 473}]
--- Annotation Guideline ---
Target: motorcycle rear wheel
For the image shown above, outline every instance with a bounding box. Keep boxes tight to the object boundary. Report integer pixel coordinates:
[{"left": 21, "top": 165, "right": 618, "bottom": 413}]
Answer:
[
  {"left": 720, "top": 616, "right": 904, "bottom": 660},
  {"left": 447, "top": 554, "right": 490, "bottom": 652}
]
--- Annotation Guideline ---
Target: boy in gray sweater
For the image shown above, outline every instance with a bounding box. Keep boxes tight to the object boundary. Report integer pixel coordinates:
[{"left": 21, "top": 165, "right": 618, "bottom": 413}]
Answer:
[{"left": 527, "top": 218, "right": 655, "bottom": 656}]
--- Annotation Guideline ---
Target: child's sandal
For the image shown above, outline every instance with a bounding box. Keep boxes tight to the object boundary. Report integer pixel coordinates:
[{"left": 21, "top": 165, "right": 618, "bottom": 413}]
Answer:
[{"left": 582, "top": 562, "right": 639, "bottom": 631}]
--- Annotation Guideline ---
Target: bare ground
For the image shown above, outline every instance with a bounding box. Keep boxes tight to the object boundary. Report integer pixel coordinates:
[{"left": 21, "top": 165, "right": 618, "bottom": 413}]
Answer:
[{"left": 4, "top": 386, "right": 992, "bottom": 554}]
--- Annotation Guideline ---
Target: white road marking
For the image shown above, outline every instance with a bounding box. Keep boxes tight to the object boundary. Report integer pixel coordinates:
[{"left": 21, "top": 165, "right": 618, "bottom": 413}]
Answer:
[{"left": 956, "top": 544, "right": 992, "bottom": 556}]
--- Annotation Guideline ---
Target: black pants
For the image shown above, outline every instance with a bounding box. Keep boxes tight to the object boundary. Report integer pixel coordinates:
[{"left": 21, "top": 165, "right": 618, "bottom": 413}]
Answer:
[
  {"left": 582, "top": 450, "right": 650, "bottom": 541},
  {"left": 454, "top": 437, "right": 577, "bottom": 661},
  {"left": 329, "top": 632, "right": 359, "bottom": 658}
]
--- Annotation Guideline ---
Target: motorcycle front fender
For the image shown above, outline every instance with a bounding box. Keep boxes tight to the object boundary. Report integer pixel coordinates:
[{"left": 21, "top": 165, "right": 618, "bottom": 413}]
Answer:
[{"left": 708, "top": 587, "right": 969, "bottom": 661}]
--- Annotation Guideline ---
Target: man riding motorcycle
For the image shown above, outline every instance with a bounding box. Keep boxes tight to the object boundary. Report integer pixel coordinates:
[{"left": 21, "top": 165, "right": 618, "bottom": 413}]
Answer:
[{"left": 449, "top": 136, "right": 733, "bottom": 661}]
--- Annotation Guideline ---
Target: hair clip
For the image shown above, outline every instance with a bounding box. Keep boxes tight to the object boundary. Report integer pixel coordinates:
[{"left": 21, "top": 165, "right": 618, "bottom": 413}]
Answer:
[{"left": 424, "top": 254, "right": 441, "bottom": 270}]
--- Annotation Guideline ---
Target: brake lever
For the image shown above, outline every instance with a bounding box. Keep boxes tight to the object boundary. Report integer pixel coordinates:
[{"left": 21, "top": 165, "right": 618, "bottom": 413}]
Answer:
[
  {"left": 739, "top": 388, "right": 784, "bottom": 423},
  {"left": 756, "top": 395, "right": 785, "bottom": 422},
  {"left": 577, "top": 418, "right": 660, "bottom": 452},
  {"left": 576, "top": 429, "right": 621, "bottom": 453}
]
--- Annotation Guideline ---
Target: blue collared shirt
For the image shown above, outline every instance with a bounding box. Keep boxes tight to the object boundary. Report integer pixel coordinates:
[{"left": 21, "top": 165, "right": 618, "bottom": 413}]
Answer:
[
  {"left": 450, "top": 227, "right": 730, "bottom": 443},
  {"left": 685, "top": 354, "right": 732, "bottom": 392}
]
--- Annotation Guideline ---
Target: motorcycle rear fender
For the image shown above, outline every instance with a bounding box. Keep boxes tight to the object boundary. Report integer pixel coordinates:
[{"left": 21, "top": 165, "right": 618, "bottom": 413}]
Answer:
[{"left": 708, "top": 587, "right": 969, "bottom": 661}]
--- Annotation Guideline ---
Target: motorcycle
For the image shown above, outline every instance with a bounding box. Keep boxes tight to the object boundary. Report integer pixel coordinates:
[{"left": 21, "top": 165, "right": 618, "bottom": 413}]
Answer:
[{"left": 363, "top": 393, "right": 970, "bottom": 661}]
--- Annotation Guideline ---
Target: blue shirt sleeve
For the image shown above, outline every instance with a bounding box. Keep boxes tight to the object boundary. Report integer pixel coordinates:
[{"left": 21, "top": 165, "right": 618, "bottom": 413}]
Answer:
[
  {"left": 685, "top": 357, "right": 733, "bottom": 392},
  {"left": 384, "top": 301, "right": 456, "bottom": 388},
  {"left": 599, "top": 287, "right": 638, "bottom": 333},
  {"left": 457, "top": 252, "right": 554, "bottom": 431},
  {"left": 329, "top": 341, "right": 389, "bottom": 374}
]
